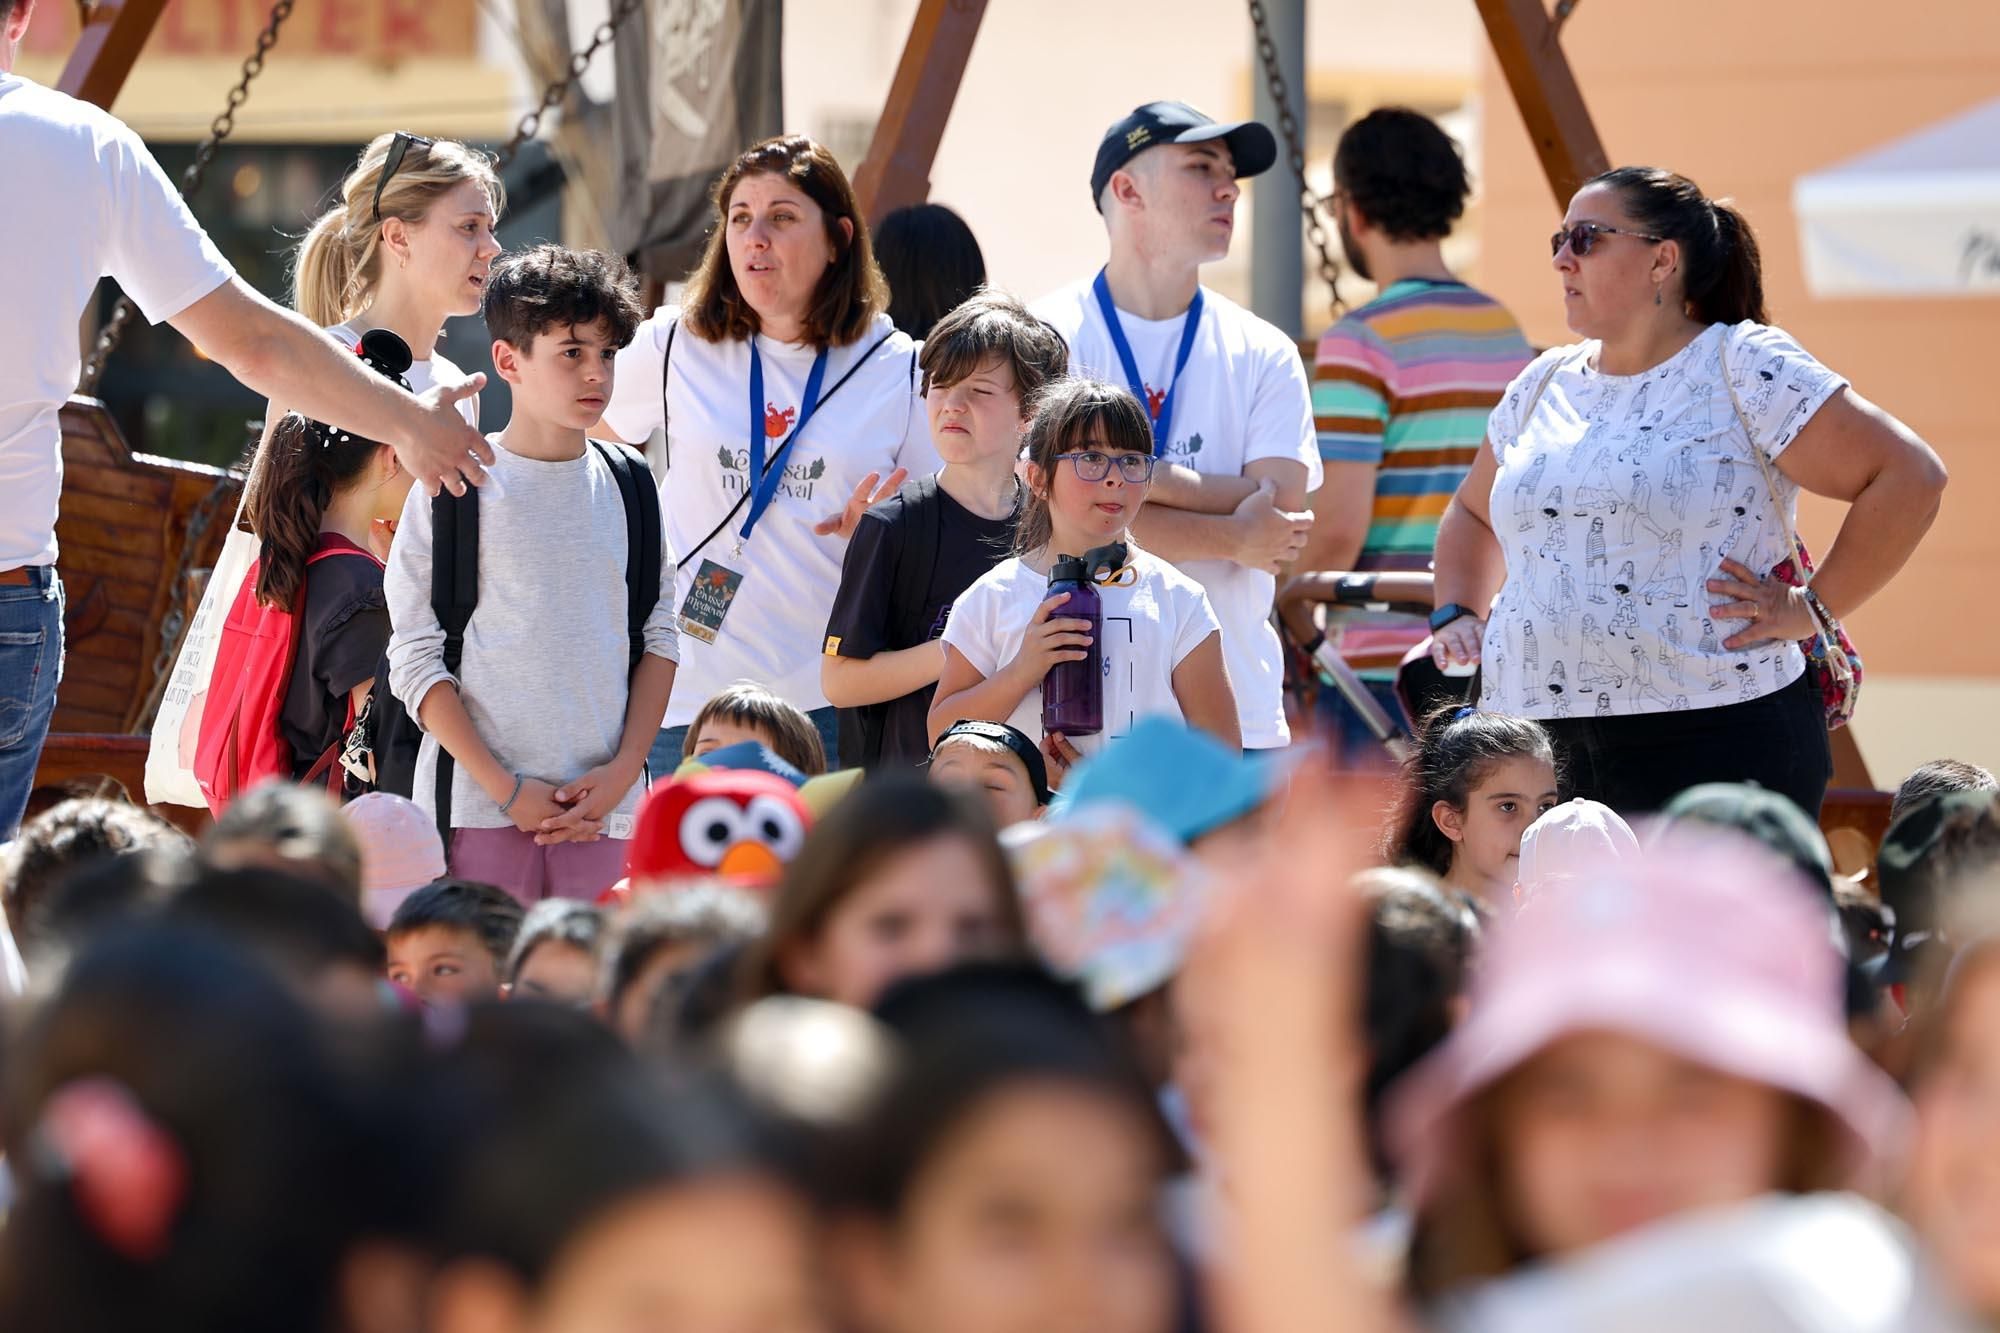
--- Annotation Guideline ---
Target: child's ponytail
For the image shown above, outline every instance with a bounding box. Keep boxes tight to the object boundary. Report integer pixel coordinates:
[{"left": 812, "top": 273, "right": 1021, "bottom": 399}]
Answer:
[
  {"left": 1385, "top": 706, "right": 1558, "bottom": 875},
  {"left": 247, "top": 416, "right": 379, "bottom": 609}
]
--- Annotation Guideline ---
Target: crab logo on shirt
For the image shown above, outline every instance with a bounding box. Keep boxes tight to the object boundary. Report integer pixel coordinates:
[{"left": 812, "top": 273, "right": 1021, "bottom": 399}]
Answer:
[
  {"left": 1143, "top": 383, "right": 1167, "bottom": 418},
  {"left": 764, "top": 402, "right": 797, "bottom": 437}
]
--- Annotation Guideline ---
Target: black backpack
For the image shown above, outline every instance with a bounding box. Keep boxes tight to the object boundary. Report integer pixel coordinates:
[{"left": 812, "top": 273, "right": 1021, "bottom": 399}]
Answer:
[{"left": 369, "top": 440, "right": 663, "bottom": 844}]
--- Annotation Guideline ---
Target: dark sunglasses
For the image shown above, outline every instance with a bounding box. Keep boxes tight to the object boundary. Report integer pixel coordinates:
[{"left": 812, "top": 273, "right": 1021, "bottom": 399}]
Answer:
[
  {"left": 372, "top": 132, "right": 436, "bottom": 222},
  {"left": 1550, "top": 221, "right": 1666, "bottom": 258},
  {"left": 1054, "top": 450, "right": 1156, "bottom": 484}
]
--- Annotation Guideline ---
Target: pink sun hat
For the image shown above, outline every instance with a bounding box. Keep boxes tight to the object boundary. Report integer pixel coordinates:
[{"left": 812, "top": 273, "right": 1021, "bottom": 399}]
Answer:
[
  {"left": 1387, "top": 831, "right": 1910, "bottom": 1204},
  {"left": 340, "top": 793, "right": 446, "bottom": 929}
]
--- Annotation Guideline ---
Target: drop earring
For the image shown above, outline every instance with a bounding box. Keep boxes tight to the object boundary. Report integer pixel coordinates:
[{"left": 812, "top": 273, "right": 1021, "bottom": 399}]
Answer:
[{"left": 1654, "top": 283, "right": 1663, "bottom": 307}]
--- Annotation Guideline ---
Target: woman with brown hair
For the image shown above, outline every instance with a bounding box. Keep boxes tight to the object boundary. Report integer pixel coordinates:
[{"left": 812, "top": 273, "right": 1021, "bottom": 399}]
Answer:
[
  {"left": 598, "top": 136, "right": 937, "bottom": 778},
  {"left": 1429, "top": 167, "right": 1946, "bottom": 817}
]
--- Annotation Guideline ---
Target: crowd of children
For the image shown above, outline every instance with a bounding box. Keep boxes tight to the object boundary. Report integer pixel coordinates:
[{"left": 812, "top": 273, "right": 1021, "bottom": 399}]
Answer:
[{"left": 0, "top": 77, "right": 1987, "bottom": 1330}]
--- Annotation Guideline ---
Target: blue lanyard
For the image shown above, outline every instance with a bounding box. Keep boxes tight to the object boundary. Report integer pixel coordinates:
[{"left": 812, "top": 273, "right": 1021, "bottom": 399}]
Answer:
[
  {"left": 741, "top": 341, "right": 829, "bottom": 545},
  {"left": 1091, "top": 268, "right": 1204, "bottom": 457}
]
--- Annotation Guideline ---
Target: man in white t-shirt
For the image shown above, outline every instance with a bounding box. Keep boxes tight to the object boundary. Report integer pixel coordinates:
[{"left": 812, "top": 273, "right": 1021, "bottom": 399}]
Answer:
[
  {"left": 1033, "top": 101, "right": 1320, "bottom": 750},
  {"left": 0, "top": 0, "right": 493, "bottom": 837}
]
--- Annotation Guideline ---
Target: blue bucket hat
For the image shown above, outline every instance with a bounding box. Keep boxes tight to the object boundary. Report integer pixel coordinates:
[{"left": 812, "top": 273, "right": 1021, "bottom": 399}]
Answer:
[{"left": 1051, "top": 718, "right": 1291, "bottom": 844}]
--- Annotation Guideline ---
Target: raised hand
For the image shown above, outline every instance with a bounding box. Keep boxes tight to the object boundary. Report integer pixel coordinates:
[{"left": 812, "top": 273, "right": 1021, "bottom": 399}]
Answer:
[{"left": 814, "top": 467, "right": 909, "bottom": 539}]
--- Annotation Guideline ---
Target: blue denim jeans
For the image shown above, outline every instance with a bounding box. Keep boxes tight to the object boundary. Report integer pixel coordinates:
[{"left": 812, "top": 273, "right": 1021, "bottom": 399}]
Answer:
[
  {"left": 646, "top": 705, "right": 841, "bottom": 783},
  {"left": 0, "top": 568, "right": 64, "bottom": 839}
]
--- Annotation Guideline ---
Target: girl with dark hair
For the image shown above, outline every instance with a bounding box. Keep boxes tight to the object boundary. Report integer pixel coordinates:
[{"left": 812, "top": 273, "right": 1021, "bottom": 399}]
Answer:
[
  {"left": 739, "top": 775, "right": 1023, "bottom": 1010},
  {"left": 1385, "top": 707, "right": 1558, "bottom": 908},
  {"left": 0, "top": 926, "right": 383, "bottom": 1333},
  {"left": 242, "top": 332, "right": 418, "bottom": 783},
  {"left": 929, "top": 377, "right": 1238, "bottom": 774},
  {"left": 1430, "top": 166, "right": 1946, "bottom": 816},
  {"left": 421, "top": 1003, "right": 829, "bottom": 1333},
  {"left": 833, "top": 962, "right": 1181, "bottom": 1333},
  {"left": 874, "top": 202, "right": 988, "bottom": 339},
  {"left": 599, "top": 135, "right": 939, "bottom": 776}
]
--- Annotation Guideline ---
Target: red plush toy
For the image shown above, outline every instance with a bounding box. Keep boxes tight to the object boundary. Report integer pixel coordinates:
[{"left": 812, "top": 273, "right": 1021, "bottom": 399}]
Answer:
[{"left": 614, "top": 769, "right": 812, "bottom": 901}]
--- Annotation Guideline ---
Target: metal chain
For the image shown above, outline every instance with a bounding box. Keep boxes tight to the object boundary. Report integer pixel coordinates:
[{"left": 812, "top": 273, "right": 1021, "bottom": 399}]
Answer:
[
  {"left": 78, "top": 0, "right": 298, "bottom": 394},
  {"left": 493, "top": 0, "right": 646, "bottom": 169},
  {"left": 1247, "top": 0, "right": 1343, "bottom": 319}
]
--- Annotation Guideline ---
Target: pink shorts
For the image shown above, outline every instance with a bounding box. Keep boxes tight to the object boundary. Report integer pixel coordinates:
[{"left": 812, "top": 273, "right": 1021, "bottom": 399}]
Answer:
[{"left": 447, "top": 827, "right": 628, "bottom": 906}]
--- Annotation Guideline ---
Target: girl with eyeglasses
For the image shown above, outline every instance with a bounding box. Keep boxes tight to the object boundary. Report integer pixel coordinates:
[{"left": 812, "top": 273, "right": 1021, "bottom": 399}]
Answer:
[
  {"left": 1427, "top": 166, "right": 1946, "bottom": 816},
  {"left": 930, "top": 377, "right": 1238, "bottom": 779}
]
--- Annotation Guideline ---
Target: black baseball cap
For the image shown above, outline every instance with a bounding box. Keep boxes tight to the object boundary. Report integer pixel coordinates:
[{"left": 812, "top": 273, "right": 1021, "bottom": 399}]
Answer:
[
  {"left": 1874, "top": 787, "right": 2000, "bottom": 985},
  {"left": 1090, "top": 101, "right": 1279, "bottom": 211},
  {"left": 932, "top": 721, "right": 1052, "bottom": 807}
]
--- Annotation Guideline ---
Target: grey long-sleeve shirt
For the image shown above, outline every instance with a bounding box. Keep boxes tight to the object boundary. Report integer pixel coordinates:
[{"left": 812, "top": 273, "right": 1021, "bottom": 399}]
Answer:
[{"left": 386, "top": 440, "right": 678, "bottom": 839}]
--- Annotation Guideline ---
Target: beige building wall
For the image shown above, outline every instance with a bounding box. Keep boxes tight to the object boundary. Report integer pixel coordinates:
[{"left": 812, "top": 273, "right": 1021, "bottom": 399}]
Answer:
[
  {"left": 782, "top": 0, "right": 1485, "bottom": 315},
  {"left": 1473, "top": 0, "right": 2000, "bottom": 788}
]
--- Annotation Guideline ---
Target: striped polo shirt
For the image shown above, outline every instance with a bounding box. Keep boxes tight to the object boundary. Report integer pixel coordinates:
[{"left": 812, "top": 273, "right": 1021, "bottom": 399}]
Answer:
[{"left": 1311, "top": 279, "right": 1533, "bottom": 677}]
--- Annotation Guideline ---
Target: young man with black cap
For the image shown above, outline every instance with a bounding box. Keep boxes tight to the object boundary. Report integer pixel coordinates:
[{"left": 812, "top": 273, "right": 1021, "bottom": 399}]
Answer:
[{"left": 1033, "top": 101, "right": 1321, "bottom": 753}]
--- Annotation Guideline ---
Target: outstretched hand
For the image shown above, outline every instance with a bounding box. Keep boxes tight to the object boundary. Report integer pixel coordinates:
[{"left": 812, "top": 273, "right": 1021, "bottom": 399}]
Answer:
[
  {"left": 814, "top": 468, "right": 908, "bottom": 539},
  {"left": 399, "top": 377, "right": 495, "bottom": 498}
]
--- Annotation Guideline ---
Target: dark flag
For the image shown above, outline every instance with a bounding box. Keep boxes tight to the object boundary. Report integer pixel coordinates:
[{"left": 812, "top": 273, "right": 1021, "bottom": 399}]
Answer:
[{"left": 612, "top": 0, "right": 785, "bottom": 282}]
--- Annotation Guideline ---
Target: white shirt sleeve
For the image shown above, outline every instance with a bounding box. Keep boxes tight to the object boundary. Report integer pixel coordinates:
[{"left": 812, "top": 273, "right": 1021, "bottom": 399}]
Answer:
[
  {"left": 1169, "top": 576, "right": 1224, "bottom": 666},
  {"left": 603, "top": 309, "right": 674, "bottom": 444},
  {"left": 941, "top": 569, "right": 1007, "bottom": 678},
  {"left": 384, "top": 482, "right": 452, "bottom": 721},
  {"left": 1245, "top": 336, "right": 1324, "bottom": 489},
  {"left": 102, "top": 123, "right": 233, "bottom": 324},
  {"left": 1723, "top": 321, "right": 1849, "bottom": 461}
]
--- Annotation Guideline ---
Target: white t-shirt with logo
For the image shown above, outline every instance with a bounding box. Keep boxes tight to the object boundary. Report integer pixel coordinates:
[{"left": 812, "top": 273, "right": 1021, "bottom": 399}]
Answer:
[
  {"left": 940, "top": 547, "right": 1223, "bottom": 759},
  {"left": 1033, "top": 280, "right": 1321, "bottom": 748},
  {"left": 326, "top": 322, "right": 482, "bottom": 426},
  {"left": 1478, "top": 321, "right": 1847, "bottom": 721},
  {"left": 0, "top": 74, "right": 235, "bottom": 570},
  {"left": 602, "top": 309, "right": 937, "bottom": 728}
]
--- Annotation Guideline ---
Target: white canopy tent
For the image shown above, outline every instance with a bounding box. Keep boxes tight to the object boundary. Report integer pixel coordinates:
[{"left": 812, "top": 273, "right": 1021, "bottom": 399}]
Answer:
[{"left": 1793, "top": 97, "right": 2000, "bottom": 298}]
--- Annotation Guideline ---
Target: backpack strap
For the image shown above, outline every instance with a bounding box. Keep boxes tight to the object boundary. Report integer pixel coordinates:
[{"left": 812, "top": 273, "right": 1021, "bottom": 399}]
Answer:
[
  {"left": 429, "top": 486, "right": 480, "bottom": 848},
  {"left": 590, "top": 439, "right": 663, "bottom": 673},
  {"left": 891, "top": 473, "right": 943, "bottom": 645}
]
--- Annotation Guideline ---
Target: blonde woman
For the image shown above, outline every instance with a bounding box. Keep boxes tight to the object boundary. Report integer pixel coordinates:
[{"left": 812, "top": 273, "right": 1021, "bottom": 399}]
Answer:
[{"left": 251, "top": 131, "right": 505, "bottom": 518}]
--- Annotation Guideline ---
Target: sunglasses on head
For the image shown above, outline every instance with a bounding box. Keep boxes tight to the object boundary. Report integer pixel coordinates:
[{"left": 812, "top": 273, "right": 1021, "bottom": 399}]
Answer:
[
  {"left": 1550, "top": 221, "right": 1666, "bottom": 258},
  {"left": 372, "top": 132, "right": 436, "bottom": 223}
]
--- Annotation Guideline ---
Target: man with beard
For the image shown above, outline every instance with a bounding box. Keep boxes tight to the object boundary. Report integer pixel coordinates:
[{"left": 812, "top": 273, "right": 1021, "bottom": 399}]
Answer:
[{"left": 1293, "top": 108, "right": 1533, "bottom": 752}]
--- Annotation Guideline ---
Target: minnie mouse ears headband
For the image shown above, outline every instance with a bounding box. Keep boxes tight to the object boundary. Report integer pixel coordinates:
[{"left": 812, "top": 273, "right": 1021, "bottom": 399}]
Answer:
[{"left": 305, "top": 328, "right": 416, "bottom": 450}]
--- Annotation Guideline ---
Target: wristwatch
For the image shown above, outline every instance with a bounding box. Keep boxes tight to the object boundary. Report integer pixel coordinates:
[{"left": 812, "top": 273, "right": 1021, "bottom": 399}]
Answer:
[{"left": 1428, "top": 603, "right": 1476, "bottom": 633}]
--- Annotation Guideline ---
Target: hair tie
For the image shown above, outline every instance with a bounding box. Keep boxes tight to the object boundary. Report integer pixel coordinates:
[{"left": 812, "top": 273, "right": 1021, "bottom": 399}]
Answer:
[
  {"left": 33, "top": 1078, "right": 189, "bottom": 1263},
  {"left": 1453, "top": 705, "right": 1478, "bottom": 722}
]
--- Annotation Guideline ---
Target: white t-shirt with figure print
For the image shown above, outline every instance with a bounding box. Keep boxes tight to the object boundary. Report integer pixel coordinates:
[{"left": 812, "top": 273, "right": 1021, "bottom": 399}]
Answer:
[
  {"left": 940, "top": 547, "right": 1223, "bottom": 760},
  {"left": 601, "top": 309, "right": 938, "bottom": 728},
  {"left": 326, "top": 322, "right": 482, "bottom": 426},
  {"left": 1477, "top": 321, "right": 1846, "bottom": 722},
  {"left": 1033, "top": 281, "right": 1322, "bottom": 750}
]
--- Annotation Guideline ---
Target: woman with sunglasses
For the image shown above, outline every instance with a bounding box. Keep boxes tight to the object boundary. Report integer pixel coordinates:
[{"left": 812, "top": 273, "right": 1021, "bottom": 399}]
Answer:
[
  {"left": 930, "top": 376, "right": 1237, "bottom": 781},
  {"left": 251, "top": 132, "right": 503, "bottom": 515},
  {"left": 1428, "top": 167, "right": 1946, "bottom": 815},
  {"left": 597, "top": 135, "right": 939, "bottom": 774}
]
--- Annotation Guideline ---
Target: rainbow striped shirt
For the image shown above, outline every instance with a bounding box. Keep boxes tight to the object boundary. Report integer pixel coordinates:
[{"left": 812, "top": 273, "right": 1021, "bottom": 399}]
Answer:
[{"left": 1312, "top": 279, "right": 1532, "bottom": 676}]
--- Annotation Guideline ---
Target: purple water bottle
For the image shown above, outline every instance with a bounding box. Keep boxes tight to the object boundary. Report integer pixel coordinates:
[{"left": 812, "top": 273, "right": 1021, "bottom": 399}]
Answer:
[{"left": 1040, "top": 554, "right": 1103, "bottom": 738}]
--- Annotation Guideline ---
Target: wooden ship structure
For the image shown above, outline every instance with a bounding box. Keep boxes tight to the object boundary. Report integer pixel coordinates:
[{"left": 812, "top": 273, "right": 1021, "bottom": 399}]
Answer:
[{"left": 34, "top": 0, "right": 1893, "bottom": 856}]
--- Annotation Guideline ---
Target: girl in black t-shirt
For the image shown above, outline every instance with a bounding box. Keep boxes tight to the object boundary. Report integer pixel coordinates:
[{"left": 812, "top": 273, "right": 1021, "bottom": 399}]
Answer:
[
  {"left": 821, "top": 290, "right": 1069, "bottom": 768},
  {"left": 245, "top": 333, "right": 419, "bottom": 786}
]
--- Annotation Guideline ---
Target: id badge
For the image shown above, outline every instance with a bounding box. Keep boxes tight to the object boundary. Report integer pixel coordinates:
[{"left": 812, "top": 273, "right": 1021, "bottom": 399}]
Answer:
[{"left": 678, "top": 559, "right": 745, "bottom": 645}]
